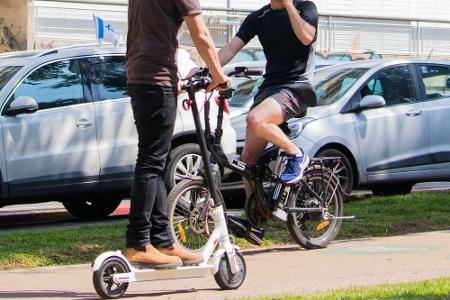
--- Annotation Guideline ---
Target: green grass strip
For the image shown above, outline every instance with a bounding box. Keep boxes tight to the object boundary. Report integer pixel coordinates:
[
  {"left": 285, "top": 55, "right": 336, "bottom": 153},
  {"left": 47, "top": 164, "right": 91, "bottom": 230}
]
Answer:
[{"left": 243, "top": 277, "right": 450, "bottom": 299}]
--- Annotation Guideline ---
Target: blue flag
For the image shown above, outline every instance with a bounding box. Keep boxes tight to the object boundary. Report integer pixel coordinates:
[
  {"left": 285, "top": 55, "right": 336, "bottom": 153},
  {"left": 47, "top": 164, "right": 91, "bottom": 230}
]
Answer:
[{"left": 93, "top": 15, "right": 118, "bottom": 46}]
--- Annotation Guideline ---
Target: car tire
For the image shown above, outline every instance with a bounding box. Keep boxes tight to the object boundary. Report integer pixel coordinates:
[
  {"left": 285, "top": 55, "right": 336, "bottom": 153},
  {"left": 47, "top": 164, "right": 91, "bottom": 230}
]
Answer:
[
  {"left": 165, "top": 143, "right": 222, "bottom": 191},
  {"left": 371, "top": 183, "right": 413, "bottom": 197},
  {"left": 317, "top": 148, "right": 354, "bottom": 196},
  {"left": 62, "top": 195, "right": 123, "bottom": 219}
]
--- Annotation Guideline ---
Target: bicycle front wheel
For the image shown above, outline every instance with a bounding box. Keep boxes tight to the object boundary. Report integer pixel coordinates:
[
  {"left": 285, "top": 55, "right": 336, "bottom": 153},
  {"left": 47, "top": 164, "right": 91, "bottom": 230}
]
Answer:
[
  {"left": 167, "top": 179, "right": 225, "bottom": 252},
  {"left": 287, "top": 169, "right": 343, "bottom": 249}
]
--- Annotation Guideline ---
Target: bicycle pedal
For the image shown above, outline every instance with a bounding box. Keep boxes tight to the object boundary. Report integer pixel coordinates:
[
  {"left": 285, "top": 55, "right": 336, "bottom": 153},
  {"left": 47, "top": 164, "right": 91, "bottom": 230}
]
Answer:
[{"left": 227, "top": 216, "right": 264, "bottom": 246}]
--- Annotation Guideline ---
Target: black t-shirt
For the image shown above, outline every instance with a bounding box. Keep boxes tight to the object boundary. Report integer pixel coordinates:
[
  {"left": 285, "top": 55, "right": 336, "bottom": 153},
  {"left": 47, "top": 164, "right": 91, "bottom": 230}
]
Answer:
[{"left": 236, "top": 0, "right": 319, "bottom": 88}]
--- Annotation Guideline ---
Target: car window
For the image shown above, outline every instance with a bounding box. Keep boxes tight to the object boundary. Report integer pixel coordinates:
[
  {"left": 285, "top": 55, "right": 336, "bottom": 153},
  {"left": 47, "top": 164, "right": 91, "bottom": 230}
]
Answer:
[
  {"left": 11, "top": 60, "right": 85, "bottom": 110},
  {"left": 87, "top": 56, "right": 128, "bottom": 101},
  {"left": 229, "top": 77, "right": 264, "bottom": 108},
  {"left": 361, "top": 65, "right": 416, "bottom": 106},
  {"left": 314, "top": 67, "right": 368, "bottom": 106},
  {"left": 0, "top": 66, "right": 21, "bottom": 91},
  {"left": 419, "top": 65, "right": 450, "bottom": 100}
]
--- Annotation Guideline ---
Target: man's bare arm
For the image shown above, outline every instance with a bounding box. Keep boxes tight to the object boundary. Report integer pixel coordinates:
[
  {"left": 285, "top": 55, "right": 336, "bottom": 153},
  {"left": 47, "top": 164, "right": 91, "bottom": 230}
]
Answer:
[
  {"left": 184, "top": 14, "right": 228, "bottom": 90},
  {"left": 218, "top": 37, "right": 246, "bottom": 66},
  {"left": 282, "top": 0, "right": 316, "bottom": 46}
]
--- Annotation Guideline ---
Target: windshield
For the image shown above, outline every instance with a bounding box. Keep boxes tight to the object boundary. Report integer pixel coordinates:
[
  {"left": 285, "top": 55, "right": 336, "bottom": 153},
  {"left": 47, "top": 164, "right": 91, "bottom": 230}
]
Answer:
[
  {"left": 314, "top": 67, "right": 369, "bottom": 106},
  {"left": 229, "top": 77, "right": 264, "bottom": 108},
  {"left": 228, "top": 66, "right": 369, "bottom": 108},
  {"left": 0, "top": 66, "right": 21, "bottom": 91}
]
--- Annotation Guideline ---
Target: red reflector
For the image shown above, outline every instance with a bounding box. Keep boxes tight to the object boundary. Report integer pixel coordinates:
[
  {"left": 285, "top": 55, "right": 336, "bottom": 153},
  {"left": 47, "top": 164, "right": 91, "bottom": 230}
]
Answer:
[
  {"left": 215, "top": 97, "right": 230, "bottom": 114},
  {"left": 182, "top": 99, "right": 192, "bottom": 111}
]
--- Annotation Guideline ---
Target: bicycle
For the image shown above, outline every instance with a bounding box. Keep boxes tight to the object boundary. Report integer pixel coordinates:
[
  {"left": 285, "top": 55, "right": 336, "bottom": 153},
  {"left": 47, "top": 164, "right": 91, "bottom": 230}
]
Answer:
[{"left": 167, "top": 68, "right": 353, "bottom": 252}]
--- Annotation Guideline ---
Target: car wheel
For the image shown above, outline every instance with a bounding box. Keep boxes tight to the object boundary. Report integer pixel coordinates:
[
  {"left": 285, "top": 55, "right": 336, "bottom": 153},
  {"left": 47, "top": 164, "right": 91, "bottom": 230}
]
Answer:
[
  {"left": 371, "top": 183, "right": 413, "bottom": 197},
  {"left": 166, "top": 143, "right": 221, "bottom": 191},
  {"left": 62, "top": 195, "right": 122, "bottom": 219},
  {"left": 317, "top": 148, "right": 354, "bottom": 196}
]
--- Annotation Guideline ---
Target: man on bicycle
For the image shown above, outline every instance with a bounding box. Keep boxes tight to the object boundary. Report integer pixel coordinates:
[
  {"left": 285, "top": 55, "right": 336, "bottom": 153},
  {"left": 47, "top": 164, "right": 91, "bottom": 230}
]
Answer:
[
  {"left": 124, "top": 0, "right": 229, "bottom": 269},
  {"left": 221, "top": 0, "right": 318, "bottom": 245},
  {"left": 219, "top": 0, "right": 318, "bottom": 195}
]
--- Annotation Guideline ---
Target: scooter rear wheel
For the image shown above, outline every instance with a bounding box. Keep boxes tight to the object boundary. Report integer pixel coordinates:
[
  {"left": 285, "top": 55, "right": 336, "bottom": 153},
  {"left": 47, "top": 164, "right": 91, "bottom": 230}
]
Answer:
[
  {"left": 93, "top": 257, "right": 130, "bottom": 299},
  {"left": 214, "top": 251, "right": 246, "bottom": 290}
]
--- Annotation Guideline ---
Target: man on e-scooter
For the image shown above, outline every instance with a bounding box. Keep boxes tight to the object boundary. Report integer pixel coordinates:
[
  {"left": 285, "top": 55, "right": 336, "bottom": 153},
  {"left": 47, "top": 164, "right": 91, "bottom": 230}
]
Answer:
[{"left": 123, "top": 0, "right": 230, "bottom": 269}]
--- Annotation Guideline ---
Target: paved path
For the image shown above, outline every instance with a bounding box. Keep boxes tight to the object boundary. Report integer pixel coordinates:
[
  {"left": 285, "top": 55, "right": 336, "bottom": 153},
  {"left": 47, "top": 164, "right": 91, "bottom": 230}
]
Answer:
[{"left": 0, "top": 231, "right": 449, "bottom": 300}]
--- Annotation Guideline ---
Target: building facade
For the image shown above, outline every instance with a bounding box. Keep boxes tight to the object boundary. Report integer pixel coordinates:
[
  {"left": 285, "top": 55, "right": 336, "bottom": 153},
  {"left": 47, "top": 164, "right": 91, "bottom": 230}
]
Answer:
[{"left": 1, "top": 0, "right": 450, "bottom": 58}]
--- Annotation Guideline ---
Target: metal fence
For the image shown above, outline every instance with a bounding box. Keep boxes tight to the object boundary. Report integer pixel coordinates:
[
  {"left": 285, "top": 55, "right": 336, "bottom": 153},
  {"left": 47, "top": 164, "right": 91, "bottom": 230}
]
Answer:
[{"left": 33, "top": 0, "right": 450, "bottom": 59}]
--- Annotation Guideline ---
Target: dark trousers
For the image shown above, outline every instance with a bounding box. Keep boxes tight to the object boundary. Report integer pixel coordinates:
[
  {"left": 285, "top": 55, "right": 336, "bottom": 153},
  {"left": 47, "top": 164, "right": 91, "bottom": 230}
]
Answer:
[{"left": 126, "top": 84, "right": 177, "bottom": 248}]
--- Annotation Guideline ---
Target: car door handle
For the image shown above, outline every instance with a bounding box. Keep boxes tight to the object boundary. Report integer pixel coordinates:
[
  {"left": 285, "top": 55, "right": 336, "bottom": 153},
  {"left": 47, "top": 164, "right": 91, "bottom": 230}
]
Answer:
[
  {"left": 76, "top": 119, "right": 93, "bottom": 128},
  {"left": 405, "top": 110, "right": 422, "bottom": 117}
]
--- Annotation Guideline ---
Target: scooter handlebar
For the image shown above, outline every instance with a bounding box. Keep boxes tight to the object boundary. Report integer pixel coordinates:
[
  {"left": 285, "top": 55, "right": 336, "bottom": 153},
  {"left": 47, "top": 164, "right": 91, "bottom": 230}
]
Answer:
[{"left": 182, "top": 68, "right": 212, "bottom": 92}]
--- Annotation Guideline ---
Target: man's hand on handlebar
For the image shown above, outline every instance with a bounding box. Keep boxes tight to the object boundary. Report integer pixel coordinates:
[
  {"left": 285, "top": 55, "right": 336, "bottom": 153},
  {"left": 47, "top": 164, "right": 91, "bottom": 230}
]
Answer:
[
  {"left": 184, "top": 67, "right": 231, "bottom": 93},
  {"left": 208, "top": 73, "right": 231, "bottom": 92}
]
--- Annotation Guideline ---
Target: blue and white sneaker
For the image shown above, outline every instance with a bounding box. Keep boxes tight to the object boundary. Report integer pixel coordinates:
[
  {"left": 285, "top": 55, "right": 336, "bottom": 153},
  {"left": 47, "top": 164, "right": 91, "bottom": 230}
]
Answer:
[{"left": 280, "top": 154, "right": 310, "bottom": 184}]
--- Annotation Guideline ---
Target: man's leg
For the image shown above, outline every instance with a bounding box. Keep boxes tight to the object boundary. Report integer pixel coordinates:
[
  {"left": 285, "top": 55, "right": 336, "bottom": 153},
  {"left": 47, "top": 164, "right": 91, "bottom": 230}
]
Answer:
[
  {"left": 246, "top": 96, "right": 309, "bottom": 184},
  {"left": 124, "top": 85, "right": 182, "bottom": 268},
  {"left": 246, "top": 97, "right": 301, "bottom": 156},
  {"left": 241, "top": 127, "right": 267, "bottom": 197}
]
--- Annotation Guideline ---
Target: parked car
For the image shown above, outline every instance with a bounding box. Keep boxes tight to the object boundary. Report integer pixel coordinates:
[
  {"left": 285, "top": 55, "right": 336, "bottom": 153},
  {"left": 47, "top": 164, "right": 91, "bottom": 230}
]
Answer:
[
  {"left": 0, "top": 45, "right": 236, "bottom": 219},
  {"left": 227, "top": 59, "right": 450, "bottom": 196}
]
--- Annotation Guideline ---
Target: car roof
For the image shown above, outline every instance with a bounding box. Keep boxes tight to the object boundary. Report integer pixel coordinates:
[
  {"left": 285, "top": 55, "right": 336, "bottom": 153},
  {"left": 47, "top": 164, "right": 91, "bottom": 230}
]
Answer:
[
  {"left": 323, "top": 59, "right": 450, "bottom": 70},
  {"left": 0, "top": 44, "right": 126, "bottom": 67}
]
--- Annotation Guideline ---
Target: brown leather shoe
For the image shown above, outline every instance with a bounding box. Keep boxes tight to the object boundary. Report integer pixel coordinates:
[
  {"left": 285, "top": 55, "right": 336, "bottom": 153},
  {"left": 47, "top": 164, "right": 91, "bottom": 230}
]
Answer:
[
  {"left": 122, "top": 245, "right": 182, "bottom": 269},
  {"left": 156, "top": 244, "right": 204, "bottom": 266}
]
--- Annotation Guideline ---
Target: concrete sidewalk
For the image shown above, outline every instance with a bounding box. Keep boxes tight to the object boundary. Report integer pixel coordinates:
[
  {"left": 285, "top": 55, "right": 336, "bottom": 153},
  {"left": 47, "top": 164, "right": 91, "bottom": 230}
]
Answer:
[{"left": 0, "top": 231, "right": 449, "bottom": 300}]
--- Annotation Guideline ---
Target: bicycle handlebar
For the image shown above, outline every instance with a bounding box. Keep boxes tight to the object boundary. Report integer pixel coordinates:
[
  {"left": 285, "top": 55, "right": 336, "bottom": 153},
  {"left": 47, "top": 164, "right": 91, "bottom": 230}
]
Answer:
[{"left": 227, "top": 66, "right": 263, "bottom": 77}]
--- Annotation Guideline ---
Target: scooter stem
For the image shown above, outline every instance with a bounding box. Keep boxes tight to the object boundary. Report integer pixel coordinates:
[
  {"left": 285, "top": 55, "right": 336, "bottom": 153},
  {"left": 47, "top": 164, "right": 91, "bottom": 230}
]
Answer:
[{"left": 187, "top": 88, "right": 222, "bottom": 207}]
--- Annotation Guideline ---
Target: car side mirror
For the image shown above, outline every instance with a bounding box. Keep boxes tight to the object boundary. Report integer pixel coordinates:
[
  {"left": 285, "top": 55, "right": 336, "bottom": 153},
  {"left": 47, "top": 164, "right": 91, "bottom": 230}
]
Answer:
[
  {"left": 6, "top": 96, "right": 39, "bottom": 116},
  {"left": 359, "top": 95, "right": 386, "bottom": 109},
  {"left": 446, "top": 78, "right": 450, "bottom": 89}
]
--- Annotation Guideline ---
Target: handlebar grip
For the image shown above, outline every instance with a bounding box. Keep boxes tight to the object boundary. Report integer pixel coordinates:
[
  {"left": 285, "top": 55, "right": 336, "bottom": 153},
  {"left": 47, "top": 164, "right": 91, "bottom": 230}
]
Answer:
[{"left": 246, "top": 70, "right": 263, "bottom": 76}]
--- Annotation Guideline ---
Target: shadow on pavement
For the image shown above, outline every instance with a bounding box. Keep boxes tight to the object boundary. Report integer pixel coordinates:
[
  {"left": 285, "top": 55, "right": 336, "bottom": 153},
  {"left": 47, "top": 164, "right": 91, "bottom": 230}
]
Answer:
[
  {"left": 123, "top": 288, "right": 219, "bottom": 298},
  {"left": 0, "top": 287, "right": 220, "bottom": 299},
  {"left": 0, "top": 290, "right": 95, "bottom": 299}
]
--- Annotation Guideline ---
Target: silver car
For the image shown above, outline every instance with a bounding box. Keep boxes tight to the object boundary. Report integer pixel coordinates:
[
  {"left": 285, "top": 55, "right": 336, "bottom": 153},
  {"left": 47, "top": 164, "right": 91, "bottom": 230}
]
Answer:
[
  {"left": 0, "top": 45, "right": 236, "bottom": 218},
  {"left": 229, "top": 60, "right": 450, "bottom": 196}
]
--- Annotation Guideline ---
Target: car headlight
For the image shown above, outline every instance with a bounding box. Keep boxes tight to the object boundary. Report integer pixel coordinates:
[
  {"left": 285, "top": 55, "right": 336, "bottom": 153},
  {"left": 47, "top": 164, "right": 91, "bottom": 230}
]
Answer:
[{"left": 287, "top": 117, "right": 316, "bottom": 140}]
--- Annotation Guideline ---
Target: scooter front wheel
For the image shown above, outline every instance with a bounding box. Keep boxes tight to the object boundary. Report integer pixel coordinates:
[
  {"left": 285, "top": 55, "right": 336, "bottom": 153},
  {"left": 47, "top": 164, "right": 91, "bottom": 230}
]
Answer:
[
  {"left": 214, "top": 251, "right": 246, "bottom": 290},
  {"left": 93, "top": 257, "right": 130, "bottom": 299}
]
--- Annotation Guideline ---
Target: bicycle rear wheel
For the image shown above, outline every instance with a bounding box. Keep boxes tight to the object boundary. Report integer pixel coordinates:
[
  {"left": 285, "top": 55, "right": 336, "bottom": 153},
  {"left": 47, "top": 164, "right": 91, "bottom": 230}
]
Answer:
[
  {"left": 287, "top": 169, "right": 343, "bottom": 249},
  {"left": 167, "top": 179, "right": 225, "bottom": 252}
]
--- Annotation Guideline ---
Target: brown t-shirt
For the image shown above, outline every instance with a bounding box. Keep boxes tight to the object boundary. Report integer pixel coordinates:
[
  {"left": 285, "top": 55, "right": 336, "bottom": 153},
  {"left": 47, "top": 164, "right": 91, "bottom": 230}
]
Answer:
[{"left": 126, "top": 0, "right": 202, "bottom": 87}]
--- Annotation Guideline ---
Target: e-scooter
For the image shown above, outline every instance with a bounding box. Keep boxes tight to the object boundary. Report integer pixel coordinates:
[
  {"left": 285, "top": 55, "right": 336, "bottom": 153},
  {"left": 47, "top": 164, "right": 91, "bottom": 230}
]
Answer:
[{"left": 91, "top": 71, "right": 245, "bottom": 299}]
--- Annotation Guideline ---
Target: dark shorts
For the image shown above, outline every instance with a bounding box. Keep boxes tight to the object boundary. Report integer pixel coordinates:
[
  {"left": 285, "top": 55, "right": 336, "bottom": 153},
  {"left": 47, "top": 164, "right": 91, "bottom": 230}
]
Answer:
[{"left": 250, "top": 81, "right": 317, "bottom": 122}]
